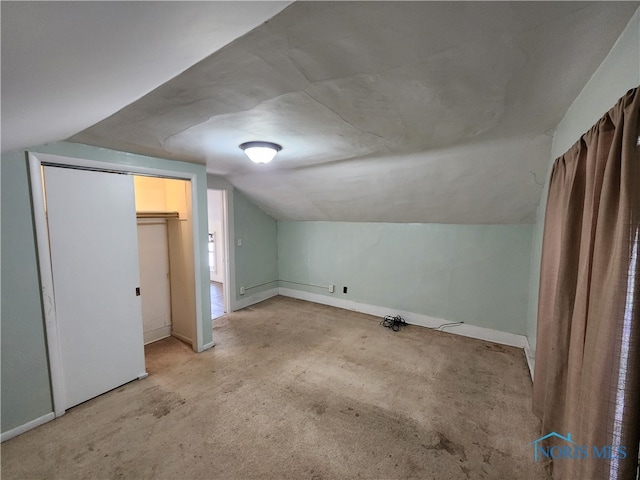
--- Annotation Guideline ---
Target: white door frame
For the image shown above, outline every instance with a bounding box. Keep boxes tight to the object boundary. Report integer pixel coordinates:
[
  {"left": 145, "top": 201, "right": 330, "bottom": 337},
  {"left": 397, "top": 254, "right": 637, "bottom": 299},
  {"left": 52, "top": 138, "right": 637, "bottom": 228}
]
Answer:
[
  {"left": 28, "top": 152, "right": 206, "bottom": 418},
  {"left": 221, "top": 190, "right": 231, "bottom": 314},
  {"left": 206, "top": 176, "right": 237, "bottom": 314},
  {"left": 208, "top": 188, "right": 231, "bottom": 315}
]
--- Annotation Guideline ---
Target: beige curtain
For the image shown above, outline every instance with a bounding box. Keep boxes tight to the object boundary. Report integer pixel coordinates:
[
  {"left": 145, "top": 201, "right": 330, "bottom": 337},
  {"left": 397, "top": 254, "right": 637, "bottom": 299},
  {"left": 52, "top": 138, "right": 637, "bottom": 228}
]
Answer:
[{"left": 533, "top": 87, "right": 640, "bottom": 480}]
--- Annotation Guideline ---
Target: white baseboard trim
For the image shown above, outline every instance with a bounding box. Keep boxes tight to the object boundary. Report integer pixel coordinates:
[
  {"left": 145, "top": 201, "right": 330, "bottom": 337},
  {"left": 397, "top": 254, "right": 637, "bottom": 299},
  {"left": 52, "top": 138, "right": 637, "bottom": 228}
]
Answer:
[
  {"left": 234, "top": 287, "right": 279, "bottom": 310},
  {"left": 171, "top": 331, "right": 193, "bottom": 346},
  {"left": 278, "top": 288, "right": 528, "bottom": 349},
  {"left": 523, "top": 339, "right": 535, "bottom": 380},
  {"left": 199, "top": 341, "right": 215, "bottom": 352},
  {"left": 143, "top": 326, "right": 171, "bottom": 345},
  {"left": 1, "top": 412, "right": 56, "bottom": 443}
]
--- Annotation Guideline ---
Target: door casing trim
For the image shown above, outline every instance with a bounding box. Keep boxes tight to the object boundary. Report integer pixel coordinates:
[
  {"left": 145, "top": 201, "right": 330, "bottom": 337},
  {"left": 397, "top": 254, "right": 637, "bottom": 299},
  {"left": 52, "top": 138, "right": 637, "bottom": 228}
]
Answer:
[{"left": 28, "top": 152, "right": 205, "bottom": 418}]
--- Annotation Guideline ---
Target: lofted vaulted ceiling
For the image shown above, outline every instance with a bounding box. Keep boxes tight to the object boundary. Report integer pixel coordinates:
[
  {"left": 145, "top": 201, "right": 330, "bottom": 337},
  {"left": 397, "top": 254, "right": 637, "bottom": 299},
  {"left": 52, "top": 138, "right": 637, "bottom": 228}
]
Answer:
[
  {"left": 1, "top": 1, "right": 292, "bottom": 153},
  {"left": 5, "top": 2, "right": 638, "bottom": 224}
]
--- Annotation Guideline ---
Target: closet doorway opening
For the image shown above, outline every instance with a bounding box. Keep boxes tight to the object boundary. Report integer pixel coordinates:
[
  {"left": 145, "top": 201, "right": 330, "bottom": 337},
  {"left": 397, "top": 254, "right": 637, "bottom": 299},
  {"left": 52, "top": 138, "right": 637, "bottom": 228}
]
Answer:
[
  {"left": 207, "top": 189, "right": 230, "bottom": 320},
  {"left": 29, "top": 152, "right": 207, "bottom": 417},
  {"left": 134, "top": 176, "right": 196, "bottom": 347}
]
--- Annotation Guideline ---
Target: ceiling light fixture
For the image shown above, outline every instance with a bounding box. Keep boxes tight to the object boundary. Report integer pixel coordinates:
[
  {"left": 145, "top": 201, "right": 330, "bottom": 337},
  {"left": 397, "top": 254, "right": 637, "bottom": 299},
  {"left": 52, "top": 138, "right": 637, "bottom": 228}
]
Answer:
[{"left": 239, "top": 141, "right": 282, "bottom": 164}]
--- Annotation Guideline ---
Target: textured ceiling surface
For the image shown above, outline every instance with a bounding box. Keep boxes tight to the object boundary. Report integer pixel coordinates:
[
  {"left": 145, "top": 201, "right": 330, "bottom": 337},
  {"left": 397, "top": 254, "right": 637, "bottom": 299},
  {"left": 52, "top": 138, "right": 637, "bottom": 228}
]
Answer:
[
  {"left": 68, "top": 2, "right": 638, "bottom": 223},
  {"left": 1, "top": 1, "right": 291, "bottom": 153}
]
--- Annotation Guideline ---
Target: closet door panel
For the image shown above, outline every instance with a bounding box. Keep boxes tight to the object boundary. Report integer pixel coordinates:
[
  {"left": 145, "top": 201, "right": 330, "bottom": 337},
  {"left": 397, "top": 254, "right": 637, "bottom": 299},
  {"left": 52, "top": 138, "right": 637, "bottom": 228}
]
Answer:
[{"left": 44, "top": 166, "right": 145, "bottom": 409}]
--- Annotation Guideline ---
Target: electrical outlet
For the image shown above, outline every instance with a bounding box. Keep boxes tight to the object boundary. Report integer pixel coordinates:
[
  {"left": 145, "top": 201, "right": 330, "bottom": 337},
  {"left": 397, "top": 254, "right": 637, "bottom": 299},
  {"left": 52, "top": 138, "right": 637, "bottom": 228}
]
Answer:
[
  {"left": 329, "top": 284, "right": 335, "bottom": 293},
  {"left": 240, "top": 286, "right": 245, "bottom": 295},
  {"left": 237, "top": 238, "right": 242, "bottom": 247},
  {"left": 343, "top": 286, "right": 348, "bottom": 294}
]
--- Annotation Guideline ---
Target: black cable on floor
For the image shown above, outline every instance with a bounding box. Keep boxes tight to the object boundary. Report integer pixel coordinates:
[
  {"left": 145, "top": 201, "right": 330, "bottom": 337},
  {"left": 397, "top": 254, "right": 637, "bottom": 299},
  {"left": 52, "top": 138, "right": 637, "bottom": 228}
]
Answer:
[
  {"left": 426, "top": 321, "right": 464, "bottom": 331},
  {"left": 380, "top": 315, "right": 464, "bottom": 333},
  {"left": 380, "top": 315, "right": 407, "bottom": 332}
]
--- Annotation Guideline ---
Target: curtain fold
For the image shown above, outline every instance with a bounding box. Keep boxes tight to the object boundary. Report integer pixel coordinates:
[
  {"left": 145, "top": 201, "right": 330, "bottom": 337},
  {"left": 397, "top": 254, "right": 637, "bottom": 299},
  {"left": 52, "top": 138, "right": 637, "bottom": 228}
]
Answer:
[{"left": 533, "top": 87, "right": 640, "bottom": 480}]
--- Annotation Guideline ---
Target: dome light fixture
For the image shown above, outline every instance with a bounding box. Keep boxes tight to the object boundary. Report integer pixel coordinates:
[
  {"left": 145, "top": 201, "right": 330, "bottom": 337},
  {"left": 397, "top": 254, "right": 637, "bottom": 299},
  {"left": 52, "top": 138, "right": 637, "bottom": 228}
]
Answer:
[{"left": 239, "top": 141, "right": 282, "bottom": 164}]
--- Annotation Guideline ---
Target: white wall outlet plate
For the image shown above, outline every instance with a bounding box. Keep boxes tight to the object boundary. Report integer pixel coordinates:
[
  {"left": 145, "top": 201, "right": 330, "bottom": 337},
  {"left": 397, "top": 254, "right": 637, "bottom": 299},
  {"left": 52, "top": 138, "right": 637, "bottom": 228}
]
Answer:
[
  {"left": 329, "top": 284, "right": 335, "bottom": 293},
  {"left": 240, "top": 286, "right": 245, "bottom": 295}
]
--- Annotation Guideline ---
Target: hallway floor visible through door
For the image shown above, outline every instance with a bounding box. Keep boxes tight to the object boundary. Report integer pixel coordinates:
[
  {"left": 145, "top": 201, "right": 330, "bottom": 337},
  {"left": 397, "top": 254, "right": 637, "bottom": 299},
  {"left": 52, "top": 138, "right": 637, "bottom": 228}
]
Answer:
[{"left": 210, "top": 282, "right": 224, "bottom": 319}]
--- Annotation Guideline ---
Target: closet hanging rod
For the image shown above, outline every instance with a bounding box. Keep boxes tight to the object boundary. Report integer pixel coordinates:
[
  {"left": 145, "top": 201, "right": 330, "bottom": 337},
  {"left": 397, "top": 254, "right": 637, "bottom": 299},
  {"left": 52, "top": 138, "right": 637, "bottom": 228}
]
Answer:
[{"left": 136, "top": 211, "right": 180, "bottom": 219}]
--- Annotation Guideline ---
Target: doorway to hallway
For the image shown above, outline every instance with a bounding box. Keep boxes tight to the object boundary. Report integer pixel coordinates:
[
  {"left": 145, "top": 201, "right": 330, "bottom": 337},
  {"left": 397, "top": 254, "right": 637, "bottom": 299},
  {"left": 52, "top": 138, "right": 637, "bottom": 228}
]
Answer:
[{"left": 207, "top": 189, "right": 229, "bottom": 319}]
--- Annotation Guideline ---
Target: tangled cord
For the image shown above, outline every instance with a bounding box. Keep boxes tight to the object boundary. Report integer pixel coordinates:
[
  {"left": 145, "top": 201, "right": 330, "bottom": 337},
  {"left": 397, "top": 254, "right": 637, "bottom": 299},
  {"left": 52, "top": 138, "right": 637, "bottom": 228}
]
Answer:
[
  {"left": 380, "top": 315, "right": 407, "bottom": 332},
  {"left": 381, "top": 315, "right": 464, "bottom": 333}
]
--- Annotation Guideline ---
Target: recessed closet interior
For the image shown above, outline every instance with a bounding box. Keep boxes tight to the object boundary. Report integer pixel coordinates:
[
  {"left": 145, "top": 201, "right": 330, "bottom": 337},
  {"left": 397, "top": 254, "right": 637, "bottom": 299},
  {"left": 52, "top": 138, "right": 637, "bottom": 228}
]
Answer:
[{"left": 133, "top": 175, "right": 196, "bottom": 347}]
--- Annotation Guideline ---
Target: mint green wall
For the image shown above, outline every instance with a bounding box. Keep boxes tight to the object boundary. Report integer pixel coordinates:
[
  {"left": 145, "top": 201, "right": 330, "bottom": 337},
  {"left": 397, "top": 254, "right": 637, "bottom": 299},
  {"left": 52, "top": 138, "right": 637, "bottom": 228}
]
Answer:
[
  {"left": 278, "top": 222, "right": 533, "bottom": 334},
  {"left": 1, "top": 142, "right": 212, "bottom": 434},
  {"left": 525, "top": 8, "right": 640, "bottom": 354},
  {"left": 233, "top": 190, "right": 278, "bottom": 300},
  {"left": 1, "top": 151, "right": 54, "bottom": 432}
]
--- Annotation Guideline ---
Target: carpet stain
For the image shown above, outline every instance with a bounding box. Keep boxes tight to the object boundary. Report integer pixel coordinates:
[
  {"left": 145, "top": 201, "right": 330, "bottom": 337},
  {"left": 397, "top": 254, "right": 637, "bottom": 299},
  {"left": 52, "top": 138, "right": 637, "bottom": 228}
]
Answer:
[
  {"left": 424, "top": 432, "right": 467, "bottom": 461},
  {"left": 341, "top": 355, "right": 361, "bottom": 366},
  {"left": 222, "top": 379, "right": 244, "bottom": 394},
  {"left": 311, "top": 402, "right": 327, "bottom": 415},
  {"left": 484, "top": 343, "right": 508, "bottom": 353},
  {"left": 153, "top": 404, "right": 171, "bottom": 418},
  {"left": 132, "top": 385, "right": 186, "bottom": 419}
]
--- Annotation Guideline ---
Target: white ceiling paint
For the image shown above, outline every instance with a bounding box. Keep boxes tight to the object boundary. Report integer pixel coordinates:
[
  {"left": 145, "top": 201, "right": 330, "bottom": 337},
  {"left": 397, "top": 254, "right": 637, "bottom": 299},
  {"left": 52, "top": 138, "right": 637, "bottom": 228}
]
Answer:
[
  {"left": 8, "top": 2, "right": 637, "bottom": 224},
  {"left": 1, "top": 1, "right": 292, "bottom": 153},
  {"left": 229, "top": 133, "right": 552, "bottom": 224}
]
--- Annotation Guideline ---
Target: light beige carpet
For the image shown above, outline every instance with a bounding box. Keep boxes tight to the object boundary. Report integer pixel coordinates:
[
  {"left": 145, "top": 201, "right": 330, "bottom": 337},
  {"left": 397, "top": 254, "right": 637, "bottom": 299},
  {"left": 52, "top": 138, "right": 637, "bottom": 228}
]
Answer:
[{"left": 1, "top": 296, "right": 549, "bottom": 479}]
